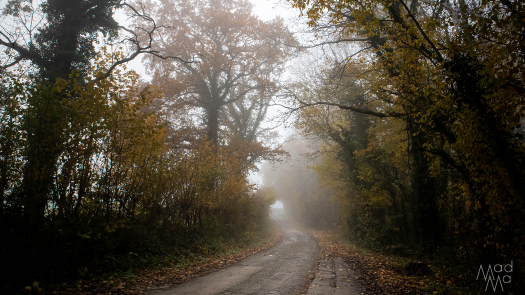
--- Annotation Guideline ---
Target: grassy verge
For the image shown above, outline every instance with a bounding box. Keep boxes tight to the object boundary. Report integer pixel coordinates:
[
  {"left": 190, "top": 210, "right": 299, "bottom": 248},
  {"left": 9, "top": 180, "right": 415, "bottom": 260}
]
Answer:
[
  {"left": 306, "top": 229, "right": 484, "bottom": 295},
  {"left": 17, "top": 221, "right": 281, "bottom": 294}
]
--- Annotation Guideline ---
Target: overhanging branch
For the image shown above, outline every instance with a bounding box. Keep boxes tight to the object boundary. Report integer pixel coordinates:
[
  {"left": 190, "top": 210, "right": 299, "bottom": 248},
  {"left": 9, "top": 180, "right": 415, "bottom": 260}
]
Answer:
[
  {"left": 296, "top": 98, "right": 408, "bottom": 118},
  {"left": 93, "top": 2, "right": 193, "bottom": 82}
]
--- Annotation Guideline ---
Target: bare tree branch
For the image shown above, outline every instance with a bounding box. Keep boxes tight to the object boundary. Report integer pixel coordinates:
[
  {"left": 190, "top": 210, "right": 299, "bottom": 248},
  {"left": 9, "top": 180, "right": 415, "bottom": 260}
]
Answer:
[
  {"left": 93, "top": 2, "right": 193, "bottom": 82},
  {"left": 297, "top": 38, "right": 370, "bottom": 49},
  {"left": 398, "top": 0, "right": 444, "bottom": 63},
  {"left": 0, "top": 1, "right": 192, "bottom": 80},
  {"left": 0, "top": 30, "right": 50, "bottom": 70},
  {"left": 296, "top": 99, "right": 408, "bottom": 118}
]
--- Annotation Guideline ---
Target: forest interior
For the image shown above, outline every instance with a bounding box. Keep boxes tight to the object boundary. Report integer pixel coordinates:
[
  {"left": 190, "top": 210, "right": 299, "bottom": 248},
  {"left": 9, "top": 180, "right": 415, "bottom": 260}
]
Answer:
[{"left": 1, "top": 0, "right": 525, "bottom": 294}]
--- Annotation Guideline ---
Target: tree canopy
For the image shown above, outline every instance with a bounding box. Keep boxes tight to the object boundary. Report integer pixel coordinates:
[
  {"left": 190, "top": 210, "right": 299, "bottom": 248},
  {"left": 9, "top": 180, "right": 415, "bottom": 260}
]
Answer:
[
  {"left": 285, "top": 0, "right": 525, "bottom": 290},
  {"left": 140, "top": 0, "right": 296, "bottom": 144}
]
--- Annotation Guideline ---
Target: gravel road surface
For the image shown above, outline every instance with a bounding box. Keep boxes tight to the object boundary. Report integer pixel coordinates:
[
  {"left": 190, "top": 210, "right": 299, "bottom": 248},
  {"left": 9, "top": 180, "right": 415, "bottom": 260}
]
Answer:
[{"left": 150, "top": 219, "right": 318, "bottom": 295}]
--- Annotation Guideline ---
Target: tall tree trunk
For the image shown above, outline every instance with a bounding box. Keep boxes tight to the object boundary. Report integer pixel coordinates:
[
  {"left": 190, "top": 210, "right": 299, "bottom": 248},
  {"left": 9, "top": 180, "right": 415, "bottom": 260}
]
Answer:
[
  {"left": 205, "top": 104, "right": 220, "bottom": 145},
  {"left": 408, "top": 118, "right": 440, "bottom": 257}
]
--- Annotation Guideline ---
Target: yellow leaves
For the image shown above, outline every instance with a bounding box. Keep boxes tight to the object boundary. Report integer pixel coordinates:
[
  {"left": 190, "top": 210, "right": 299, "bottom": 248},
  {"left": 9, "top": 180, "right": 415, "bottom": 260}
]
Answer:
[{"left": 475, "top": 201, "right": 481, "bottom": 210}]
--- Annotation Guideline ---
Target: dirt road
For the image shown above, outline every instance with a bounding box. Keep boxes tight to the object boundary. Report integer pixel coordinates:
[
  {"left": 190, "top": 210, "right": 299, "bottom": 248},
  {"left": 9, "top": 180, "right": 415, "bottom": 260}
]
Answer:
[{"left": 149, "top": 220, "right": 318, "bottom": 295}]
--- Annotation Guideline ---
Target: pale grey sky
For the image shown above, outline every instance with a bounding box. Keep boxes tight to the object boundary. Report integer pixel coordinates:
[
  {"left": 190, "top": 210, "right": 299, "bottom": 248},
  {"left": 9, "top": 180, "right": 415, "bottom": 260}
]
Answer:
[{"left": 251, "top": 0, "right": 294, "bottom": 21}]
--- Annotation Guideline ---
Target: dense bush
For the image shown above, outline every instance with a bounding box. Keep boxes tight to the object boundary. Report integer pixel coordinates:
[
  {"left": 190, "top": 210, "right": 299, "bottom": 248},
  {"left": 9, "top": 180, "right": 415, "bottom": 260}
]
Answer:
[{"left": 0, "top": 60, "right": 274, "bottom": 290}]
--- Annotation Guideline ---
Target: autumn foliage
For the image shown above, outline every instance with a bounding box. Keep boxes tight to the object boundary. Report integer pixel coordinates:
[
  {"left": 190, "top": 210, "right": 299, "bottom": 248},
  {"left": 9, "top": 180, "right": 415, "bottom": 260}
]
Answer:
[
  {"left": 288, "top": 0, "right": 525, "bottom": 291},
  {"left": 0, "top": 0, "right": 287, "bottom": 288}
]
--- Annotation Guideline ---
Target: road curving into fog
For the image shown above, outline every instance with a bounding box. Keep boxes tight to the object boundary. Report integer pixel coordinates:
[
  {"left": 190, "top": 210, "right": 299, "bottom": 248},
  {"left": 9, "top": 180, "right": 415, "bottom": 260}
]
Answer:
[{"left": 149, "top": 219, "right": 318, "bottom": 295}]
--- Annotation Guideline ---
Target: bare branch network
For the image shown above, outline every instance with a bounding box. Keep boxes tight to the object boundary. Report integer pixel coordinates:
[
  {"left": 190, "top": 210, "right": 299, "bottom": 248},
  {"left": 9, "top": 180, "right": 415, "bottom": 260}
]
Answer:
[{"left": 0, "top": 1, "right": 192, "bottom": 80}]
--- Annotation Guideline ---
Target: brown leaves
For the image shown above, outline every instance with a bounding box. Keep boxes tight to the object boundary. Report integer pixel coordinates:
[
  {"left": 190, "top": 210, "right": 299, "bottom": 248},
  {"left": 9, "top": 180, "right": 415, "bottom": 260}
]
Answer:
[{"left": 309, "top": 230, "right": 433, "bottom": 295}]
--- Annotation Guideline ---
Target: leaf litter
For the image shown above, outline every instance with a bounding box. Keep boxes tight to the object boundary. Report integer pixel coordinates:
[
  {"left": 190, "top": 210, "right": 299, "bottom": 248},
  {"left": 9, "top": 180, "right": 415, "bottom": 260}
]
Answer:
[
  {"left": 34, "top": 232, "right": 282, "bottom": 294},
  {"left": 307, "top": 230, "right": 434, "bottom": 295}
]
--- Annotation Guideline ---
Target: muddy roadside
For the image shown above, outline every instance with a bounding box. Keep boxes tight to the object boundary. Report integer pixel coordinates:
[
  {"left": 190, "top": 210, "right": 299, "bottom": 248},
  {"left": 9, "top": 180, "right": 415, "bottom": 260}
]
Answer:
[{"left": 304, "top": 230, "right": 456, "bottom": 295}]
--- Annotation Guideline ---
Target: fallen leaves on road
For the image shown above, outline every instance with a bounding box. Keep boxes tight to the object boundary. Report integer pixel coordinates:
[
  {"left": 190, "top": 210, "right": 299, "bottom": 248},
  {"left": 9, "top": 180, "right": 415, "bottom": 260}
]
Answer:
[{"left": 308, "top": 230, "right": 431, "bottom": 295}]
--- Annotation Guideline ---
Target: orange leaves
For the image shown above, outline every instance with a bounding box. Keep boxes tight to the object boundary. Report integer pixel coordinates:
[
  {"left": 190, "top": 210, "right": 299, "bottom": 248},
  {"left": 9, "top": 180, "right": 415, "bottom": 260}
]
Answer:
[{"left": 138, "top": 0, "right": 296, "bottom": 143}]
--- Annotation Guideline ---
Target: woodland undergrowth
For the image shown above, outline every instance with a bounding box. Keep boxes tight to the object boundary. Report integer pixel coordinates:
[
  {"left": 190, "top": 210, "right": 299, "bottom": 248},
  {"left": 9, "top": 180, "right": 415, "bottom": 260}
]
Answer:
[{"left": 15, "top": 222, "right": 281, "bottom": 294}]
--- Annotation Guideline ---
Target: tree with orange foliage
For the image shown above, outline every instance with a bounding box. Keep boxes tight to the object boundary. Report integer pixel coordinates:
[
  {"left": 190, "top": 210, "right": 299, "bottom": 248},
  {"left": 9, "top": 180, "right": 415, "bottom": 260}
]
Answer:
[{"left": 139, "top": 0, "right": 296, "bottom": 145}]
